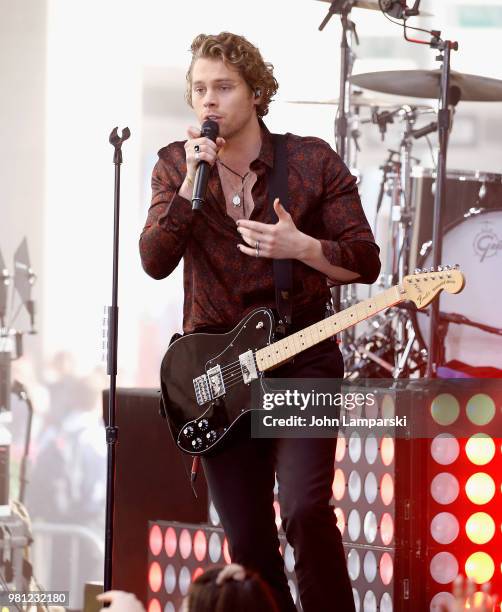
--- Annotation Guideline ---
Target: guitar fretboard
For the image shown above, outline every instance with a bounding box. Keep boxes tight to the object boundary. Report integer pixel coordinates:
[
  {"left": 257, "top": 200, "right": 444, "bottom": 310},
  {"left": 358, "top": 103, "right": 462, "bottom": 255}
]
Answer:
[{"left": 255, "top": 285, "right": 403, "bottom": 372}]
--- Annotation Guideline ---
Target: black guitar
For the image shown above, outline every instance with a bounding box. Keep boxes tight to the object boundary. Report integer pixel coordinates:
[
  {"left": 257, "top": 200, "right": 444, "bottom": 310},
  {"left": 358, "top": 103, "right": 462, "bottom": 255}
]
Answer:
[{"left": 160, "top": 268, "right": 464, "bottom": 455}]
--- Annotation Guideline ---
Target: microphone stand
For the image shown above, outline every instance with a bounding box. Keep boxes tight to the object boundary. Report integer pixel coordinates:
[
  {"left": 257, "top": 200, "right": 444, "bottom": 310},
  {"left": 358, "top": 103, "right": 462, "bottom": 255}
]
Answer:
[
  {"left": 318, "top": 0, "right": 359, "bottom": 355},
  {"left": 377, "top": 4, "right": 458, "bottom": 377},
  {"left": 104, "top": 126, "right": 130, "bottom": 592},
  {"left": 319, "top": 0, "right": 359, "bottom": 195}
]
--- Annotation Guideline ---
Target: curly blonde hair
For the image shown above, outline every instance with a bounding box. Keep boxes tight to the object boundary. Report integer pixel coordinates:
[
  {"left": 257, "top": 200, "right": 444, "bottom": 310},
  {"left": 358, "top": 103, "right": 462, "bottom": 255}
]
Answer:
[{"left": 185, "top": 32, "right": 279, "bottom": 118}]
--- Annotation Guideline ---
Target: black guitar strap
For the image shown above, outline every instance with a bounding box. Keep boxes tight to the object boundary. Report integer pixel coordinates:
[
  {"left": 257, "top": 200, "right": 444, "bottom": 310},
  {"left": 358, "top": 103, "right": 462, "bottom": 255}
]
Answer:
[{"left": 269, "top": 134, "right": 292, "bottom": 333}]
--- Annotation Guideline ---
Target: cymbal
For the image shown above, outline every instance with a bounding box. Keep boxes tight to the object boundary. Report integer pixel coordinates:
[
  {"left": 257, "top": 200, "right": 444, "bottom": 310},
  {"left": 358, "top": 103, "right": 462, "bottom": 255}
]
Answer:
[
  {"left": 350, "top": 70, "right": 502, "bottom": 102},
  {"left": 286, "top": 94, "right": 431, "bottom": 109},
  {"left": 315, "top": 0, "right": 433, "bottom": 16}
]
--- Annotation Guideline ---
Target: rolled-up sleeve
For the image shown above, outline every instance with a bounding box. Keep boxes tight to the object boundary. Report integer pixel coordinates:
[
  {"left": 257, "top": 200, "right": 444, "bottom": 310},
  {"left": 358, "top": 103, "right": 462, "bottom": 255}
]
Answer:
[
  {"left": 318, "top": 144, "right": 381, "bottom": 284},
  {"left": 139, "top": 143, "right": 194, "bottom": 280}
]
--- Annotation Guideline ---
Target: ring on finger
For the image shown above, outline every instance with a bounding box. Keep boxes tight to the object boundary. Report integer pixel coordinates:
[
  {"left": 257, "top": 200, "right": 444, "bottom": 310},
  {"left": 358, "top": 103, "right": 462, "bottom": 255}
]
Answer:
[
  {"left": 194, "top": 144, "right": 200, "bottom": 161},
  {"left": 255, "top": 240, "right": 260, "bottom": 258}
]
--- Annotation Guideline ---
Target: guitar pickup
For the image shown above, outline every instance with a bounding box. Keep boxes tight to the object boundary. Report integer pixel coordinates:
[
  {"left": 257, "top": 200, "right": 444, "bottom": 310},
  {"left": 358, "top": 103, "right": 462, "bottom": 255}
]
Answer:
[
  {"left": 239, "top": 350, "right": 258, "bottom": 384},
  {"left": 207, "top": 365, "right": 225, "bottom": 399}
]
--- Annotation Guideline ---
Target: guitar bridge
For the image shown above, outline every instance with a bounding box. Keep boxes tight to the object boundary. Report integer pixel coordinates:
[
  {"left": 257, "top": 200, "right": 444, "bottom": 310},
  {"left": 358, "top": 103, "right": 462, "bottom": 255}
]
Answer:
[
  {"left": 193, "top": 374, "right": 211, "bottom": 406},
  {"left": 239, "top": 350, "right": 258, "bottom": 384},
  {"left": 193, "top": 365, "right": 226, "bottom": 406}
]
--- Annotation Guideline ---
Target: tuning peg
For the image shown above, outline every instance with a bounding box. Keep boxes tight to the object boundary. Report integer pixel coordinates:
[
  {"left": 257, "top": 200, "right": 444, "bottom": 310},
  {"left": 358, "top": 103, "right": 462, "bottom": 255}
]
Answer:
[
  {"left": 414, "top": 268, "right": 421, "bottom": 274},
  {"left": 437, "top": 265, "right": 443, "bottom": 272},
  {"left": 454, "top": 263, "right": 460, "bottom": 269},
  {"left": 429, "top": 267, "right": 435, "bottom": 273}
]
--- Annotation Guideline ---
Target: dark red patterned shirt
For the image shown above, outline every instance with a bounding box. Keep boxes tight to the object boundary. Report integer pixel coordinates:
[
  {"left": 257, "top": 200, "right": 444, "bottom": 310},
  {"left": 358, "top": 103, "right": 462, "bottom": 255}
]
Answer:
[{"left": 139, "top": 123, "right": 380, "bottom": 334}]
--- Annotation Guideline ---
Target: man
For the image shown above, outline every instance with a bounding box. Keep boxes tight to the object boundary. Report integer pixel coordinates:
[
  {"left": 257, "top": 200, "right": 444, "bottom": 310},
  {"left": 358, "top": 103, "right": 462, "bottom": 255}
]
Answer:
[{"left": 140, "top": 32, "right": 380, "bottom": 612}]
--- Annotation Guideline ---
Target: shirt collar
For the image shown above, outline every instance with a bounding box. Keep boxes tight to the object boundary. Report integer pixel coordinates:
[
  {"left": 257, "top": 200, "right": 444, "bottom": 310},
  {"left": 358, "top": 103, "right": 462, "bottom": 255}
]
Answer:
[{"left": 252, "top": 119, "right": 274, "bottom": 170}]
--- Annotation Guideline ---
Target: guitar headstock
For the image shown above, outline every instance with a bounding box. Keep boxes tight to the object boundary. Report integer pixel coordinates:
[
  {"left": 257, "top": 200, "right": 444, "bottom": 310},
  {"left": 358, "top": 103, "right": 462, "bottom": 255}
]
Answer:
[{"left": 403, "top": 265, "right": 465, "bottom": 309}]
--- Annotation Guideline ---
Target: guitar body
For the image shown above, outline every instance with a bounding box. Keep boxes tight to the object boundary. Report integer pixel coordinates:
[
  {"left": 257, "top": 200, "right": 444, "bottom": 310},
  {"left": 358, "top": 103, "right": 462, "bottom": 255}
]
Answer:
[
  {"left": 160, "top": 308, "right": 275, "bottom": 454},
  {"left": 159, "top": 268, "right": 465, "bottom": 455}
]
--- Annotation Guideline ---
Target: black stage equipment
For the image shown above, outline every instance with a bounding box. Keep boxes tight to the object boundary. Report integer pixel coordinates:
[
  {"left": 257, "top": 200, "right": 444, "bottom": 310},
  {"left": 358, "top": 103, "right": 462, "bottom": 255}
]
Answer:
[{"left": 102, "top": 388, "right": 208, "bottom": 604}]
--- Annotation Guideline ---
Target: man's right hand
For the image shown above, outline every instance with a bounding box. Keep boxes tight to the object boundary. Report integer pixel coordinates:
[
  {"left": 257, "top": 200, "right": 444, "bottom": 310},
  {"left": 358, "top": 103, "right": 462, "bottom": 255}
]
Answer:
[{"left": 179, "top": 126, "right": 225, "bottom": 201}]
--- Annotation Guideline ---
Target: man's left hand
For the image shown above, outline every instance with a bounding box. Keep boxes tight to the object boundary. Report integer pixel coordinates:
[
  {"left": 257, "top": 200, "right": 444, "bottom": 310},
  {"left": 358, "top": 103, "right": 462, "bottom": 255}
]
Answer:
[{"left": 237, "top": 198, "right": 312, "bottom": 260}]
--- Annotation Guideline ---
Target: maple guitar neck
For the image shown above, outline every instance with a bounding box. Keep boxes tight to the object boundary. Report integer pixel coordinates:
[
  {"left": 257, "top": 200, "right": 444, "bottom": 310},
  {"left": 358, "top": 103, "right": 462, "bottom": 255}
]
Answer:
[{"left": 255, "top": 285, "right": 404, "bottom": 373}]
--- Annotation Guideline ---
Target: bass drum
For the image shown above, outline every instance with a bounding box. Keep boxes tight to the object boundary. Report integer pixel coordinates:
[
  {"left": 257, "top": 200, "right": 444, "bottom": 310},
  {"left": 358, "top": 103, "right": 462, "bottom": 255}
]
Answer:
[{"left": 417, "top": 209, "right": 502, "bottom": 369}]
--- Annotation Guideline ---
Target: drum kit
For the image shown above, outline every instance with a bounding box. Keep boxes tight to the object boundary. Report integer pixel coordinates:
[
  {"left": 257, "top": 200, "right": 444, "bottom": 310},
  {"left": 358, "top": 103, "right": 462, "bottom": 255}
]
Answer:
[{"left": 293, "top": 0, "right": 502, "bottom": 378}]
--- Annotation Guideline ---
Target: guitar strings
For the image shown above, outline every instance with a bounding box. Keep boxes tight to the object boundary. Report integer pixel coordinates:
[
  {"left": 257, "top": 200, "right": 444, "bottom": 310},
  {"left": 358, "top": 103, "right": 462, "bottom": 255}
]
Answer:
[
  {"left": 222, "top": 371, "right": 242, "bottom": 385},
  {"left": 202, "top": 301, "right": 399, "bottom": 398},
  {"left": 220, "top": 361, "right": 241, "bottom": 372},
  {"left": 216, "top": 316, "right": 350, "bottom": 384}
]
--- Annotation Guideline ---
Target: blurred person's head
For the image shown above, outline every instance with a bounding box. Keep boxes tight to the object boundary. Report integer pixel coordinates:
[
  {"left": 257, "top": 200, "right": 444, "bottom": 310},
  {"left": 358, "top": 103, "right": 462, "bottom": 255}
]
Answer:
[
  {"left": 45, "top": 351, "right": 77, "bottom": 382},
  {"left": 183, "top": 564, "right": 279, "bottom": 612}
]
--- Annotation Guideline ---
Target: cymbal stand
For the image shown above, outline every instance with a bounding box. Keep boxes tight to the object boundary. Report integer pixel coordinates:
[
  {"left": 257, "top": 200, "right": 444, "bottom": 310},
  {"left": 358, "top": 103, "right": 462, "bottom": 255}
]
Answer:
[
  {"left": 386, "top": 108, "right": 424, "bottom": 377},
  {"left": 370, "top": 106, "right": 418, "bottom": 288},
  {"left": 318, "top": 1, "right": 361, "bottom": 365},
  {"left": 384, "top": 11, "right": 459, "bottom": 375},
  {"left": 349, "top": 107, "right": 428, "bottom": 379},
  {"left": 318, "top": 1, "right": 358, "bottom": 164},
  {"left": 394, "top": 106, "right": 418, "bottom": 283},
  {"left": 425, "top": 39, "right": 458, "bottom": 377}
]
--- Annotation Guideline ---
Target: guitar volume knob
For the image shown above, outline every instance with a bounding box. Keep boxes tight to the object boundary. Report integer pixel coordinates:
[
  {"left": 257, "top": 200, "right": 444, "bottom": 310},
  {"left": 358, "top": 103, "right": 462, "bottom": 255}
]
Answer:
[
  {"left": 198, "top": 418, "right": 209, "bottom": 431},
  {"left": 183, "top": 425, "right": 194, "bottom": 438},
  {"left": 192, "top": 437, "right": 203, "bottom": 450},
  {"left": 206, "top": 430, "right": 218, "bottom": 442}
]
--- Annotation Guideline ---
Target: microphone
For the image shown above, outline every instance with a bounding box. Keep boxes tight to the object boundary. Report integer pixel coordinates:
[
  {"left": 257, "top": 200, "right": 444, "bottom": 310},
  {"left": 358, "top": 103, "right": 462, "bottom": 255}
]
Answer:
[
  {"left": 380, "top": 0, "right": 421, "bottom": 19},
  {"left": 192, "top": 119, "right": 219, "bottom": 211}
]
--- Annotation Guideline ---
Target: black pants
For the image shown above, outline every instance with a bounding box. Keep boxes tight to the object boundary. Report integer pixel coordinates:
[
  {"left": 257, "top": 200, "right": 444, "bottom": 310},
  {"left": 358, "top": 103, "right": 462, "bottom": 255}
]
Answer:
[{"left": 202, "top": 339, "right": 355, "bottom": 612}]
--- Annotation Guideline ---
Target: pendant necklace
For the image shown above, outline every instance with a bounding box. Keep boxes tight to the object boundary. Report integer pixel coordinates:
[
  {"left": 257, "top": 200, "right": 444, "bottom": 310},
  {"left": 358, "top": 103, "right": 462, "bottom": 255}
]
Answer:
[{"left": 217, "top": 159, "right": 250, "bottom": 209}]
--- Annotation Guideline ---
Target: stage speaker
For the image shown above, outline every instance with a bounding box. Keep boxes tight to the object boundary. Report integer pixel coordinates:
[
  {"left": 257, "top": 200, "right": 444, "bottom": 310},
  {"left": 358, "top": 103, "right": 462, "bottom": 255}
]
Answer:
[{"left": 102, "top": 388, "right": 208, "bottom": 605}]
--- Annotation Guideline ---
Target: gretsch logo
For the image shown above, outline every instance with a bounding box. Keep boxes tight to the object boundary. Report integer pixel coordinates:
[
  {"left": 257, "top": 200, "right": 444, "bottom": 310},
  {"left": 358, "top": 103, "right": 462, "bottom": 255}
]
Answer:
[{"left": 473, "top": 225, "right": 502, "bottom": 262}]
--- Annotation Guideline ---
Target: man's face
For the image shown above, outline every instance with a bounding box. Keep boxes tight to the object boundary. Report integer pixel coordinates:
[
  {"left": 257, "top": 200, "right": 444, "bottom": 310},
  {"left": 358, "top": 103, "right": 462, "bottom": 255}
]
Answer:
[{"left": 190, "top": 58, "right": 258, "bottom": 139}]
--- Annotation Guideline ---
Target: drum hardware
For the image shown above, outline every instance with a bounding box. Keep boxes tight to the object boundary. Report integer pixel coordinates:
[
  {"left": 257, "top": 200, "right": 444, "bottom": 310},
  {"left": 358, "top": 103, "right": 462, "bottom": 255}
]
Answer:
[
  {"left": 371, "top": 106, "right": 434, "bottom": 290},
  {"left": 314, "top": 2, "right": 500, "bottom": 377},
  {"left": 350, "top": 100, "right": 466, "bottom": 378},
  {"left": 346, "top": 307, "right": 428, "bottom": 379},
  {"left": 314, "top": 1, "right": 444, "bottom": 374},
  {"left": 350, "top": 8, "right": 461, "bottom": 376},
  {"left": 419, "top": 308, "right": 502, "bottom": 337},
  {"left": 412, "top": 306, "right": 502, "bottom": 374},
  {"left": 315, "top": 0, "right": 433, "bottom": 16},
  {"left": 463, "top": 207, "right": 484, "bottom": 219}
]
